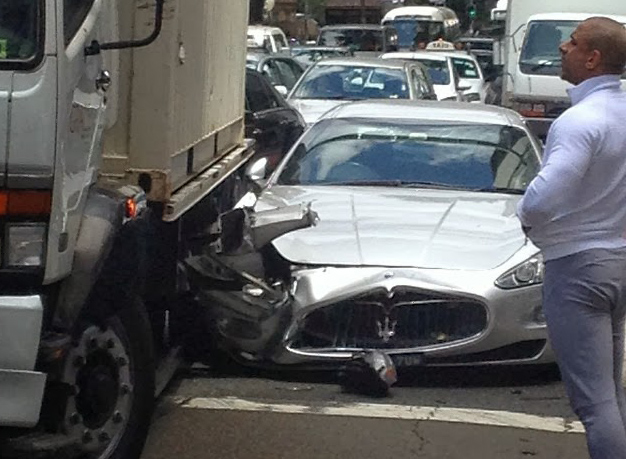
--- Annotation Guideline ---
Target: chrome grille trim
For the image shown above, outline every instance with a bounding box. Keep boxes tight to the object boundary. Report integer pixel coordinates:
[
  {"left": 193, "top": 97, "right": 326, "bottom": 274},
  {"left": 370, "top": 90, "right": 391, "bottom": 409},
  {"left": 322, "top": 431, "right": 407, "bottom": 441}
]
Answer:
[{"left": 290, "top": 288, "right": 488, "bottom": 351}]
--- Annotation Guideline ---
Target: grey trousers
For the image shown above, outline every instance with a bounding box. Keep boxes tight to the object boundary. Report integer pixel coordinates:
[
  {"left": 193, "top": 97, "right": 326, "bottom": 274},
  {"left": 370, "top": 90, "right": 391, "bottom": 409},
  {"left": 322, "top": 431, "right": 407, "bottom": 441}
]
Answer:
[{"left": 543, "top": 247, "right": 626, "bottom": 459}]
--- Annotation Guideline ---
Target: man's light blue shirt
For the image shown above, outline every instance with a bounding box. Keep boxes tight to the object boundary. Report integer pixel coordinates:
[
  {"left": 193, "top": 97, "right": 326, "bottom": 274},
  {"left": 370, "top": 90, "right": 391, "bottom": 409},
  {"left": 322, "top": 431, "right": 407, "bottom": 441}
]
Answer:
[{"left": 517, "top": 74, "right": 626, "bottom": 261}]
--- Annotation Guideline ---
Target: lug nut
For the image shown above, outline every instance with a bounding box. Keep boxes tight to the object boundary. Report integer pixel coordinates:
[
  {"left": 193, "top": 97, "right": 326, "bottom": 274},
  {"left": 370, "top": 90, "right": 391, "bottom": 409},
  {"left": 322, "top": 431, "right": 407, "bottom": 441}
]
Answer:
[
  {"left": 106, "top": 339, "right": 115, "bottom": 349},
  {"left": 120, "top": 384, "right": 131, "bottom": 395},
  {"left": 99, "top": 432, "right": 111, "bottom": 443},
  {"left": 117, "top": 357, "right": 127, "bottom": 367},
  {"left": 112, "top": 412, "right": 124, "bottom": 424}
]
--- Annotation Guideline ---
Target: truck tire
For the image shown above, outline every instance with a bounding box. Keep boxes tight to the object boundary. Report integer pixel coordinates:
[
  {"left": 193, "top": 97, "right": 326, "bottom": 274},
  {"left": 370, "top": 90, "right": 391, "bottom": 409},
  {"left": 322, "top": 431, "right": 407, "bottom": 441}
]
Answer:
[{"left": 62, "top": 297, "right": 155, "bottom": 459}]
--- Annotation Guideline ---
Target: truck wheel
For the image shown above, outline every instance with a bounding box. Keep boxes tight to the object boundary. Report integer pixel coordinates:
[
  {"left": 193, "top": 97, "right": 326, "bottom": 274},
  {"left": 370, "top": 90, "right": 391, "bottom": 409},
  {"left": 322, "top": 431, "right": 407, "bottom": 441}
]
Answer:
[{"left": 62, "top": 298, "right": 155, "bottom": 459}]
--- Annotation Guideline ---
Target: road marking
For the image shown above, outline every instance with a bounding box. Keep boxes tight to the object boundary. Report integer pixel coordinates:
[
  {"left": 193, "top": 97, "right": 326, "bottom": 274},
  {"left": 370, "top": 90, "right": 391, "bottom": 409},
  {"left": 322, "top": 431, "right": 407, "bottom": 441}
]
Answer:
[{"left": 174, "top": 396, "right": 585, "bottom": 434}]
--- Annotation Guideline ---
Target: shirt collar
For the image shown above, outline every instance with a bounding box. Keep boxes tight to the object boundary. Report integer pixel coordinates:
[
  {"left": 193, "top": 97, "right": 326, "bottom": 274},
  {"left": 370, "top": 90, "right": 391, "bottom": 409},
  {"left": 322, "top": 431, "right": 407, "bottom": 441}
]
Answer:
[{"left": 567, "top": 74, "right": 621, "bottom": 105}]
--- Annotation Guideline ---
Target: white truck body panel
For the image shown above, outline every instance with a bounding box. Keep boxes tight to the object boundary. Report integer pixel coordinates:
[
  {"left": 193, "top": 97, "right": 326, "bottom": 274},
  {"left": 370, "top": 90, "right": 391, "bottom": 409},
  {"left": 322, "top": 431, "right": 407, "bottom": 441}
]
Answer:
[
  {"left": 504, "top": 0, "right": 626, "bottom": 108},
  {"left": 100, "top": 0, "right": 249, "bottom": 203}
]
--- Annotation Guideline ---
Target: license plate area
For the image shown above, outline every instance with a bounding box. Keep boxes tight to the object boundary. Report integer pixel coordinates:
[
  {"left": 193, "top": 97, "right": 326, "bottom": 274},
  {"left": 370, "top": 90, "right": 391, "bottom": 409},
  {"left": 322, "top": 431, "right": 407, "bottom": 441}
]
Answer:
[{"left": 391, "top": 353, "right": 424, "bottom": 367}]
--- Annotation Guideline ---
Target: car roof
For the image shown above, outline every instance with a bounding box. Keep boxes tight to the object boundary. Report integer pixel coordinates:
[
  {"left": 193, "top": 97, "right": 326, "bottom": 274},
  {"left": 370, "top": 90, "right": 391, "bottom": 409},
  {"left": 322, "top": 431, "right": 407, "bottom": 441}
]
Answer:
[
  {"left": 248, "top": 25, "right": 284, "bottom": 33},
  {"left": 313, "top": 57, "right": 411, "bottom": 69},
  {"left": 321, "top": 100, "right": 526, "bottom": 128},
  {"left": 383, "top": 51, "right": 449, "bottom": 62},
  {"left": 428, "top": 51, "right": 479, "bottom": 61}
]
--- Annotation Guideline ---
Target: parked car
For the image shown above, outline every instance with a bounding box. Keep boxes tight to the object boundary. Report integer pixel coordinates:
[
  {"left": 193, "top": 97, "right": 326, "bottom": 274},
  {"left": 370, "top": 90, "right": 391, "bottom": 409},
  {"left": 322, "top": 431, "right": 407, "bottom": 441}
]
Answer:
[
  {"left": 246, "top": 53, "right": 306, "bottom": 96},
  {"left": 244, "top": 69, "right": 306, "bottom": 172},
  {"left": 247, "top": 25, "right": 290, "bottom": 54},
  {"left": 381, "top": 51, "right": 469, "bottom": 102},
  {"left": 291, "top": 46, "right": 354, "bottom": 68},
  {"left": 186, "top": 99, "right": 553, "bottom": 370},
  {"left": 286, "top": 57, "right": 437, "bottom": 126}
]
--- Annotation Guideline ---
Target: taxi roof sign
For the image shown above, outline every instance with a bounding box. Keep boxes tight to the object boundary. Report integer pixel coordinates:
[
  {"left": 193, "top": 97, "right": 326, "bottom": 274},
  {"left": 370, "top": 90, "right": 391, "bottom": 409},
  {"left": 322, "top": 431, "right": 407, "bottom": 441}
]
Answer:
[{"left": 425, "top": 39, "right": 455, "bottom": 50}]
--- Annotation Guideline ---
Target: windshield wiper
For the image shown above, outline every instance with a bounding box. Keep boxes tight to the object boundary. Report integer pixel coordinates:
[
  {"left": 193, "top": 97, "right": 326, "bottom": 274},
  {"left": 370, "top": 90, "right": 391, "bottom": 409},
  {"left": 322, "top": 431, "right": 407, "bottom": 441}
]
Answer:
[
  {"left": 527, "top": 59, "right": 561, "bottom": 71},
  {"left": 477, "top": 187, "right": 525, "bottom": 195},
  {"left": 320, "top": 180, "right": 467, "bottom": 190}
]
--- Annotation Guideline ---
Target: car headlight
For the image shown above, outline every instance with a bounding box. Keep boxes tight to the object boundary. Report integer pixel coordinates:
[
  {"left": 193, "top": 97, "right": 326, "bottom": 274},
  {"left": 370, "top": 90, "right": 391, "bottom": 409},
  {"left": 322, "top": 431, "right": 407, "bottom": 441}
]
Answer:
[
  {"left": 6, "top": 224, "right": 46, "bottom": 267},
  {"left": 495, "top": 253, "right": 544, "bottom": 289}
]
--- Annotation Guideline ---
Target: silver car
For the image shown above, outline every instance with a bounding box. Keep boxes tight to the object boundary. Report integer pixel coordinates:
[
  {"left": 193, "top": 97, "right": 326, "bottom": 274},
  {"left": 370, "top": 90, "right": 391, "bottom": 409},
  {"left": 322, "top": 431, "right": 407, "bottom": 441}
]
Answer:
[
  {"left": 187, "top": 100, "right": 553, "bottom": 369},
  {"left": 286, "top": 57, "right": 437, "bottom": 127}
]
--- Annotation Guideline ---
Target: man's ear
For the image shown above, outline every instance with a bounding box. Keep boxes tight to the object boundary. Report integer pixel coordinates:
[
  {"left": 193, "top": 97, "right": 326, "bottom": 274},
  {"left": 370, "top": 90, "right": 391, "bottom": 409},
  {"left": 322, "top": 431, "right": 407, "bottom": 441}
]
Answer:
[{"left": 586, "top": 49, "right": 602, "bottom": 70}]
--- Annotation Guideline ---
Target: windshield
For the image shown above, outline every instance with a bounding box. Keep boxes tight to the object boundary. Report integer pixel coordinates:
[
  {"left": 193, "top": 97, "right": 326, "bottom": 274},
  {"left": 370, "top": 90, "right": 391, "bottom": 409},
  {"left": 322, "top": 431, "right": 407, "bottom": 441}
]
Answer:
[
  {"left": 519, "top": 20, "right": 575, "bottom": 76},
  {"left": 0, "top": 0, "right": 40, "bottom": 65},
  {"left": 292, "top": 65, "right": 409, "bottom": 100},
  {"left": 387, "top": 19, "right": 444, "bottom": 49},
  {"left": 318, "top": 29, "right": 384, "bottom": 52},
  {"left": 277, "top": 119, "right": 540, "bottom": 192},
  {"left": 452, "top": 57, "right": 480, "bottom": 79},
  {"left": 415, "top": 59, "right": 450, "bottom": 85}
]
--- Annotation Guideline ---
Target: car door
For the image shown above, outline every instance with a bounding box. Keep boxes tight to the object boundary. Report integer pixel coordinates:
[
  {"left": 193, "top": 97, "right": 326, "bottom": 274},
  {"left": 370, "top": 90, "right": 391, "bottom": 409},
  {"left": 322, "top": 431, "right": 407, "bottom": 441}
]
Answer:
[
  {"left": 409, "top": 65, "right": 437, "bottom": 100},
  {"left": 246, "top": 71, "right": 304, "bottom": 171}
]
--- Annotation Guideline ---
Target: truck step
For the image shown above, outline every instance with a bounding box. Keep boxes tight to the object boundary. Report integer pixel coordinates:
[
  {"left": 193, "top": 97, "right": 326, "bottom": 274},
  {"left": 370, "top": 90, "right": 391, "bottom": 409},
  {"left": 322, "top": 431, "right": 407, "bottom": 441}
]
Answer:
[{"left": 1, "top": 431, "right": 81, "bottom": 459}]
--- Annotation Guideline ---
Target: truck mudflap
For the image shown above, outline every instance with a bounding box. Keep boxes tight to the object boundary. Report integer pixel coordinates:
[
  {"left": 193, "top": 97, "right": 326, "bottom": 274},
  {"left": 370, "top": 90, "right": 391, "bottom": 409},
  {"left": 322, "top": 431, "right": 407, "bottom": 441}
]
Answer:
[
  {"left": 184, "top": 203, "right": 318, "bottom": 358},
  {"left": 0, "top": 295, "right": 47, "bottom": 427}
]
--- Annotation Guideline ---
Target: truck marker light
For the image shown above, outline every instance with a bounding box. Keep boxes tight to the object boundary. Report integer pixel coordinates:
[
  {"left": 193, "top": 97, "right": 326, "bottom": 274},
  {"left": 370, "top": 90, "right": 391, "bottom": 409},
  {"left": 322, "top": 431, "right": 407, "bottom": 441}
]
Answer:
[
  {"left": 0, "top": 190, "right": 52, "bottom": 215},
  {"left": 125, "top": 198, "right": 137, "bottom": 219}
]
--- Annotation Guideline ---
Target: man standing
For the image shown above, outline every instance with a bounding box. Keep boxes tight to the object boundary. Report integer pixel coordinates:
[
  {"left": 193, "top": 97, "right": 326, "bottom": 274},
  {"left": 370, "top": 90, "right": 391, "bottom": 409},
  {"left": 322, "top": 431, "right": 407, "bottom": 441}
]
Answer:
[{"left": 517, "top": 17, "right": 626, "bottom": 458}]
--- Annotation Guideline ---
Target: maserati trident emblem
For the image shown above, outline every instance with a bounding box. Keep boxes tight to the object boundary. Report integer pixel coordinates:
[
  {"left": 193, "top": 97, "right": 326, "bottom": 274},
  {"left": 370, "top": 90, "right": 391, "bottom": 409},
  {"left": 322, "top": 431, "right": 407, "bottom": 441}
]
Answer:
[{"left": 376, "top": 317, "right": 397, "bottom": 343}]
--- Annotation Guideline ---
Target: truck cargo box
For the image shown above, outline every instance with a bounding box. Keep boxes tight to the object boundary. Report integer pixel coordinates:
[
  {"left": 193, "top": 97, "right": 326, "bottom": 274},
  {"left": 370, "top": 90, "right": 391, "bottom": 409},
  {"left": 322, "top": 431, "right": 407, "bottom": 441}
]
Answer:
[{"left": 99, "top": 0, "right": 250, "bottom": 211}]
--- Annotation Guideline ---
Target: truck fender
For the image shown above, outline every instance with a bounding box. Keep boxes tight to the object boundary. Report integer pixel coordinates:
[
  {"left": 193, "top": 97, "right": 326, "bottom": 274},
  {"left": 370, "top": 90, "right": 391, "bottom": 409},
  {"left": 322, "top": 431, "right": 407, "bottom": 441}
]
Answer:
[{"left": 53, "top": 187, "right": 125, "bottom": 332}]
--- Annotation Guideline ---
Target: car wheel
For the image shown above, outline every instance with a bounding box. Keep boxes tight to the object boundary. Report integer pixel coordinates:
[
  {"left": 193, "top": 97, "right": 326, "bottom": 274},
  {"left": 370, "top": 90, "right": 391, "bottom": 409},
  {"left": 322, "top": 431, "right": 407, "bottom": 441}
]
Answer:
[{"left": 62, "top": 298, "right": 155, "bottom": 459}]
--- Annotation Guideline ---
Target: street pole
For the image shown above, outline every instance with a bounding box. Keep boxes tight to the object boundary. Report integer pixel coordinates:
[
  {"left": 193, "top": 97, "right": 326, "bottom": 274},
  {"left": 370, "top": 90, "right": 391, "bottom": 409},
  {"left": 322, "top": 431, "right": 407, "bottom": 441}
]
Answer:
[{"left": 304, "top": 0, "right": 309, "bottom": 42}]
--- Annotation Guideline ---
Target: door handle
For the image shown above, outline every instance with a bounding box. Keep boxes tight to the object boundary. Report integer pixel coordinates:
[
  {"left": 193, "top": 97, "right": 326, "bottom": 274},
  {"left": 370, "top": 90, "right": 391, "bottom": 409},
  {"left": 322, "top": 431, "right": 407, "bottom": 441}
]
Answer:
[{"left": 96, "top": 70, "right": 112, "bottom": 92}]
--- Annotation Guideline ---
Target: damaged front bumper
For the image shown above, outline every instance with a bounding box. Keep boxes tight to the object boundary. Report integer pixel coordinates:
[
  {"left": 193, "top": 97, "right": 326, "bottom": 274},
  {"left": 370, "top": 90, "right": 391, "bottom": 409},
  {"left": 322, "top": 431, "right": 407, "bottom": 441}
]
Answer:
[{"left": 185, "top": 205, "right": 553, "bottom": 369}]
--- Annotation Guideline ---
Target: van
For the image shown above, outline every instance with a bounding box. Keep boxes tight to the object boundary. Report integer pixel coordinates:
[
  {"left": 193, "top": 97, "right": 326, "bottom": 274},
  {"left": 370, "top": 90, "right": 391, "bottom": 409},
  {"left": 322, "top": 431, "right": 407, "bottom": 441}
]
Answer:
[
  {"left": 382, "top": 6, "right": 461, "bottom": 50},
  {"left": 247, "top": 25, "right": 290, "bottom": 53}
]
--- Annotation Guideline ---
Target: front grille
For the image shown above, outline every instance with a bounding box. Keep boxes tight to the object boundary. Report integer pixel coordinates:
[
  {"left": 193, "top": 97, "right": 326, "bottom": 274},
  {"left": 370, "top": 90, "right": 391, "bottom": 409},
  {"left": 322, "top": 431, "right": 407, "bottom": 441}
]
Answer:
[{"left": 290, "top": 288, "right": 487, "bottom": 351}]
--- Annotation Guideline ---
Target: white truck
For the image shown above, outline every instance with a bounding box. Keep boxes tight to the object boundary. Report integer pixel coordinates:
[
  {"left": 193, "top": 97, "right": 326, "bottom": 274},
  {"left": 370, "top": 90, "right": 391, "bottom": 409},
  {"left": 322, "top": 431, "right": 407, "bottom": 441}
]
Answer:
[
  {"left": 0, "top": 1, "right": 254, "bottom": 458},
  {"left": 502, "top": 0, "right": 626, "bottom": 140}
]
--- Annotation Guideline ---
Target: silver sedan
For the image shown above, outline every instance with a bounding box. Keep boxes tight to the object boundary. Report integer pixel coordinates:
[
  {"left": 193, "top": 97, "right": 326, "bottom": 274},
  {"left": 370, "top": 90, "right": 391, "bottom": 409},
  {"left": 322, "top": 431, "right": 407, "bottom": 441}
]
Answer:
[{"left": 187, "top": 100, "right": 554, "bottom": 370}]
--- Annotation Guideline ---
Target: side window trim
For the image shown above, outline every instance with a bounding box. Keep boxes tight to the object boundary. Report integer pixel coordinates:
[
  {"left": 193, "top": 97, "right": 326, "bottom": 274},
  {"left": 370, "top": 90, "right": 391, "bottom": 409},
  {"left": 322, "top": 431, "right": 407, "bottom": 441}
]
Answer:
[{"left": 64, "top": 0, "right": 96, "bottom": 46}]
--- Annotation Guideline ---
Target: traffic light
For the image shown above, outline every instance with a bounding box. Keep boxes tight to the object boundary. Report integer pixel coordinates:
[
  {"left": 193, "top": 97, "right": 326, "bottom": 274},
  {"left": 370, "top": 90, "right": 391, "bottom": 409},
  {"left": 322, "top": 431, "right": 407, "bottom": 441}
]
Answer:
[{"left": 468, "top": 2, "right": 477, "bottom": 20}]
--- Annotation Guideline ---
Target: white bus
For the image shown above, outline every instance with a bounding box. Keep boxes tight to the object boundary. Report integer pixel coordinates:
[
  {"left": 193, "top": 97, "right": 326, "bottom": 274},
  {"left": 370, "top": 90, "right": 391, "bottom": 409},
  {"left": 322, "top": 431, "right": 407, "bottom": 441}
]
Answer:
[{"left": 382, "top": 6, "right": 461, "bottom": 50}]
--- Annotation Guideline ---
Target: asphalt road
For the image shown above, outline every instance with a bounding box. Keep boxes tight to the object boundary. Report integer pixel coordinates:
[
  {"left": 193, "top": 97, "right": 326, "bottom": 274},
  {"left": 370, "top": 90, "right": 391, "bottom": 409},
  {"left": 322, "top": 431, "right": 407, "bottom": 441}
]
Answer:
[{"left": 140, "top": 364, "right": 589, "bottom": 459}]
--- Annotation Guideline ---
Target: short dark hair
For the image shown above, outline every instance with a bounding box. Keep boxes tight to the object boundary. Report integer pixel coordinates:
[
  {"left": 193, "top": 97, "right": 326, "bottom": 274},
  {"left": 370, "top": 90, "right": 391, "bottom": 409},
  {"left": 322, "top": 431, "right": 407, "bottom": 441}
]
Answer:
[{"left": 582, "top": 17, "right": 626, "bottom": 74}]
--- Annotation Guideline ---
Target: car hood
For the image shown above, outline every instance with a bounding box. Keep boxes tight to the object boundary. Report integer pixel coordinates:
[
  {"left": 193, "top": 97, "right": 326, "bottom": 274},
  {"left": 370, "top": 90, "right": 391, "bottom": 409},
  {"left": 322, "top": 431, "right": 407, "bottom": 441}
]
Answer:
[
  {"left": 288, "top": 98, "right": 347, "bottom": 125},
  {"left": 256, "top": 186, "right": 526, "bottom": 270}
]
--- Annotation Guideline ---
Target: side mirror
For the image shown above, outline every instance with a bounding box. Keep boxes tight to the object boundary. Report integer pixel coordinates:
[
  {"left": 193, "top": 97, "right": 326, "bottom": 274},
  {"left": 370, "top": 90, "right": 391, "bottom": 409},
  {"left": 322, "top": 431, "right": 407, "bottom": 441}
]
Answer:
[
  {"left": 246, "top": 157, "right": 268, "bottom": 183},
  {"left": 275, "top": 85, "right": 288, "bottom": 97}
]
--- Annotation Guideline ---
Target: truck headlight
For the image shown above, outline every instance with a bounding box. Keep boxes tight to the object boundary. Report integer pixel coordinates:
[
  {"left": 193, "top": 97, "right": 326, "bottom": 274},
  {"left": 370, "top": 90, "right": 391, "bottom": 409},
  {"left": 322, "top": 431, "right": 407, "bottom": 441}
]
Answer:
[
  {"left": 6, "top": 224, "right": 46, "bottom": 267},
  {"left": 495, "top": 253, "right": 544, "bottom": 289}
]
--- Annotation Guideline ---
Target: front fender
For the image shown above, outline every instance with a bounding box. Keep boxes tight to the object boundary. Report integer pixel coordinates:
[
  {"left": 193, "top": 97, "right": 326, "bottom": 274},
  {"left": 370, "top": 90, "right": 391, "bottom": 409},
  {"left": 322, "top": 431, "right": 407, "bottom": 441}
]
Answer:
[{"left": 52, "top": 187, "right": 131, "bottom": 331}]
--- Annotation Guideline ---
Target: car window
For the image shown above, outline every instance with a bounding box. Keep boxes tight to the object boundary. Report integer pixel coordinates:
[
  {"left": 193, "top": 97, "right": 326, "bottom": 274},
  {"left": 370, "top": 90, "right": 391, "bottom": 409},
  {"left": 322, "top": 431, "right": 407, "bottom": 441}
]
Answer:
[
  {"left": 452, "top": 57, "right": 480, "bottom": 79},
  {"left": 417, "top": 59, "right": 450, "bottom": 85},
  {"left": 261, "top": 61, "right": 282, "bottom": 86},
  {"left": 246, "top": 72, "right": 280, "bottom": 113},
  {"left": 273, "top": 33, "right": 288, "bottom": 51},
  {"left": 275, "top": 59, "right": 302, "bottom": 90},
  {"left": 293, "top": 65, "right": 409, "bottom": 100}
]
